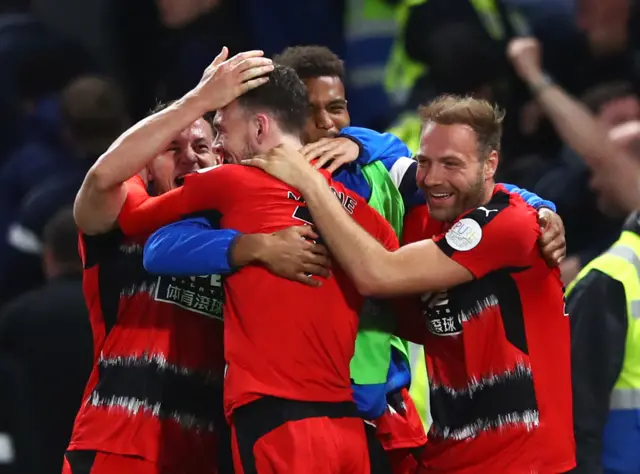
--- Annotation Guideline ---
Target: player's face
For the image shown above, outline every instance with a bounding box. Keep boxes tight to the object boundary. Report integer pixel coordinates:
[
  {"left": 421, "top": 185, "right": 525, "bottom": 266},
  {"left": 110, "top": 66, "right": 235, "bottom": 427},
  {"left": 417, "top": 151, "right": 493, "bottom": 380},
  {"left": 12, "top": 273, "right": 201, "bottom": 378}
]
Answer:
[
  {"left": 149, "top": 118, "right": 217, "bottom": 195},
  {"left": 416, "top": 122, "right": 497, "bottom": 222},
  {"left": 303, "top": 76, "right": 350, "bottom": 144},
  {"left": 213, "top": 102, "right": 256, "bottom": 164}
]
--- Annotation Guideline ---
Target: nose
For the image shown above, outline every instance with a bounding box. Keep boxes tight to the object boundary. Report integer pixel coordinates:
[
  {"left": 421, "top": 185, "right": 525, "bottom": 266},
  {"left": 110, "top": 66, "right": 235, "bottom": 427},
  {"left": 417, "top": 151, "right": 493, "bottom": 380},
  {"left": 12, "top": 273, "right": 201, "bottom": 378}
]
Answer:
[
  {"left": 180, "top": 146, "right": 199, "bottom": 166},
  {"left": 314, "top": 109, "right": 335, "bottom": 131},
  {"left": 418, "top": 162, "right": 445, "bottom": 189}
]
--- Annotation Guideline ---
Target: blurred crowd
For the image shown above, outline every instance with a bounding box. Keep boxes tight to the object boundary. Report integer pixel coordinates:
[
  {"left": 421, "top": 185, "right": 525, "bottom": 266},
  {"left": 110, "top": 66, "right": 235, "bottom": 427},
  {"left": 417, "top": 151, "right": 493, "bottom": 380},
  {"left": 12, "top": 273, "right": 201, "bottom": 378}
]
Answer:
[{"left": 1, "top": 0, "right": 639, "bottom": 472}]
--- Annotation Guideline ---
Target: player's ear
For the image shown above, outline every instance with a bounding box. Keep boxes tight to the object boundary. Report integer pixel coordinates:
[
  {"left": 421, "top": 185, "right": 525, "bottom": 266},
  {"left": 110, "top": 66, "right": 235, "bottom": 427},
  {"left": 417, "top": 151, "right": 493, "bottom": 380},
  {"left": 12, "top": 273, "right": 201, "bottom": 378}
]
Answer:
[
  {"left": 254, "top": 114, "right": 269, "bottom": 144},
  {"left": 484, "top": 150, "right": 499, "bottom": 180}
]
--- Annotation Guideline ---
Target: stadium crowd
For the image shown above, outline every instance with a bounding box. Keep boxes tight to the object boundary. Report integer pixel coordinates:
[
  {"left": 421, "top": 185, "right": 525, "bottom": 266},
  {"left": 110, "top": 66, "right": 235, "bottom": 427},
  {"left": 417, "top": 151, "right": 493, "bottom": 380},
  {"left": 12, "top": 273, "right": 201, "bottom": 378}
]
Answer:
[{"left": 0, "top": 0, "right": 639, "bottom": 473}]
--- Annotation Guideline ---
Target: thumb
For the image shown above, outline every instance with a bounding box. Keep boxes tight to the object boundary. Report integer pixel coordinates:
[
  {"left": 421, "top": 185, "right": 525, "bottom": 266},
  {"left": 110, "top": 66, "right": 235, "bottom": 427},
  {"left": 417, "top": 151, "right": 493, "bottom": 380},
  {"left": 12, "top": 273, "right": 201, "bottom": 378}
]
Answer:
[{"left": 211, "top": 46, "right": 229, "bottom": 68}]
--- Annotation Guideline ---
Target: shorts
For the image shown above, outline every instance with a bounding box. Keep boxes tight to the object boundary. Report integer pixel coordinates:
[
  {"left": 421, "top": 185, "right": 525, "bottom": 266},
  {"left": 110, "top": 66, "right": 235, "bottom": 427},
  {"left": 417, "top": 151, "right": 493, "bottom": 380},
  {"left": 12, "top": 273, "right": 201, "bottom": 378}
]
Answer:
[
  {"left": 231, "top": 396, "right": 370, "bottom": 474},
  {"left": 62, "top": 451, "right": 158, "bottom": 474}
]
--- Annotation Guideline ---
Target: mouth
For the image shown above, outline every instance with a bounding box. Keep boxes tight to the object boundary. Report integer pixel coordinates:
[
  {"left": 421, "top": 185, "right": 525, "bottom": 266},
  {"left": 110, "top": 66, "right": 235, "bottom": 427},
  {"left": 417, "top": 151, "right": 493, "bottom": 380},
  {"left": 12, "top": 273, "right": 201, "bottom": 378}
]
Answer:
[
  {"left": 427, "top": 191, "right": 454, "bottom": 203},
  {"left": 174, "top": 175, "right": 187, "bottom": 187}
]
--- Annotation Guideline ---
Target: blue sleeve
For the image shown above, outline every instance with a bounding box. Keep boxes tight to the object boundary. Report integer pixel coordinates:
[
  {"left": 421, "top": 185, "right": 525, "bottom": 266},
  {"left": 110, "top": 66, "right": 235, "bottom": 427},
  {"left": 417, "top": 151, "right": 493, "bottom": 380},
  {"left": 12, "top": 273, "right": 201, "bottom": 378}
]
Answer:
[
  {"left": 339, "top": 126, "right": 411, "bottom": 166},
  {"left": 143, "top": 218, "right": 241, "bottom": 276},
  {"left": 351, "top": 382, "right": 388, "bottom": 419},
  {"left": 501, "top": 183, "right": 557, "bottom": 212}
]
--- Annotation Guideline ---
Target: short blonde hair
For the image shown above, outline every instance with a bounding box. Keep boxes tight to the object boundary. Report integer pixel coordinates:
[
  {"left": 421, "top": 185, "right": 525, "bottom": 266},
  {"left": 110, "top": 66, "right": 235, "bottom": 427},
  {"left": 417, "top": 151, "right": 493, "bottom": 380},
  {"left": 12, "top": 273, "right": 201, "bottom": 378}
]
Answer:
[{"left": 418, "top": 95, "right": 505, "bottom": 157}]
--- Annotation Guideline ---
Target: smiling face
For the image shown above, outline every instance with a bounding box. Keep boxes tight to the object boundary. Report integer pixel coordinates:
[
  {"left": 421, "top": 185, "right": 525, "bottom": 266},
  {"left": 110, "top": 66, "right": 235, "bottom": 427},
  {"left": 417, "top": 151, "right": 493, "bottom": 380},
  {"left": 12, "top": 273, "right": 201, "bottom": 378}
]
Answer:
[
  {"left": 303, "top": 76, "right": 350, "bottom": 143},
  {"left": 148, "top": 117, "right": 217, "bottom": 194},
  {"left": 416, "top": 122, "right": 497, "bottom": 222}
]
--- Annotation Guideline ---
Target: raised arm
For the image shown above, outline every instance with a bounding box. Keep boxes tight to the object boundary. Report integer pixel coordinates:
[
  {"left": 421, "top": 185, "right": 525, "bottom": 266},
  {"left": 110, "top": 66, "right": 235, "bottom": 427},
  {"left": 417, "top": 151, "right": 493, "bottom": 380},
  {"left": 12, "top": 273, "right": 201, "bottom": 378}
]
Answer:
[
  {"left": 508, "top": 37, "right": 640, "bottom": 213},
  {"left": 73, "top": 48, "right": 273, "bottom": 235}
]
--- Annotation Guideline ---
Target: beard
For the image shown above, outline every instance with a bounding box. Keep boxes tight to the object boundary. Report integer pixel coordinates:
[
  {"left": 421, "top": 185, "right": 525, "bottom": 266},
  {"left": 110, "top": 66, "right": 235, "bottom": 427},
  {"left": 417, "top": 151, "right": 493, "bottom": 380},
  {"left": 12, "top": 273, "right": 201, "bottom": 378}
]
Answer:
[
  {"left": 225, "top": 141, "right": 257, "bottom": 164},
  {"left": 427, "top": 168, "right": 487, "bottom": 223}
]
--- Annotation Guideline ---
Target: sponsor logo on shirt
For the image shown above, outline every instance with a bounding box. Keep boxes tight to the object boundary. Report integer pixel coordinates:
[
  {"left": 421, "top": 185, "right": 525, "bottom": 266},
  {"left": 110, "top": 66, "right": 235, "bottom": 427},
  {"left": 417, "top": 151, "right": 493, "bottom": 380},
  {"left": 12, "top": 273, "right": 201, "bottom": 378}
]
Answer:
[
  {"left": 445, "top": 218, "right": 482, "bottom": 251},
  {"left": 154, "top": 275, "right": 224, "bottom": 320},
  {"left": 422, "top": 291, "right": 462, "bottom": 336}
]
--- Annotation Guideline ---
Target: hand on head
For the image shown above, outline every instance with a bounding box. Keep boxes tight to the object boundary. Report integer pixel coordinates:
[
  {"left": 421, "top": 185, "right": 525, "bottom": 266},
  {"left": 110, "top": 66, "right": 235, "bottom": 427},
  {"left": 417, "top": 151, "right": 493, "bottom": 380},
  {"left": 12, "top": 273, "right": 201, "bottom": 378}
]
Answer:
[{"left": 192, "top": 47, "right": 274, "bottom": 112}]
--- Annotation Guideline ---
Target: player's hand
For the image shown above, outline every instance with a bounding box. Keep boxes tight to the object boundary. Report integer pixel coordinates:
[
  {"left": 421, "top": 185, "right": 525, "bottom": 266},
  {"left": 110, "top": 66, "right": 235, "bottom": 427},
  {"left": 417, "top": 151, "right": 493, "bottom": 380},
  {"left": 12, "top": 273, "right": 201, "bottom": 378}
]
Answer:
[
  {"left": 191, "top": 47, "right": 273, "bottom": 111},
  {"left": 537, "top": 208, "right": 566, "bottom": 267},
  {"left": 259, "top": 226, "right": 331, "bottom": 287},
  {"left": 507, "top": 37, "right": 543, "bottom": 83},
  {"left": 243, "top": 143, "right": 318, "bottom": 190},
  {"left": 300, "top": 137, "right": 360, "bottom": 174}
]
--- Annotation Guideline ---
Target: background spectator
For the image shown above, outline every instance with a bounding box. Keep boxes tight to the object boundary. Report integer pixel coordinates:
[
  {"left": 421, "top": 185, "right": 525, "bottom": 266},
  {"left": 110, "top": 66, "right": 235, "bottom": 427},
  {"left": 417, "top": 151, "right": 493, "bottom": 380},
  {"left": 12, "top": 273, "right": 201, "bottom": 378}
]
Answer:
[
  {"left": 0, "top": 75, "right": 129, "bottom": 307},
  {"left": 0, "top": 208, "right": 92, "bottom": 474}
]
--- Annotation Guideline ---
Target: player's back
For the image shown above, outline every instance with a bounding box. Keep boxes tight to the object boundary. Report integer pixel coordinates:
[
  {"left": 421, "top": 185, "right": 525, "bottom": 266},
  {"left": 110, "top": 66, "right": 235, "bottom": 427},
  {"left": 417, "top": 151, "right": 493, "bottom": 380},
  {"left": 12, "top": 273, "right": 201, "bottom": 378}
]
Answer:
[{"left": 213, "top": 164, "right": 399, "bottom": 416}]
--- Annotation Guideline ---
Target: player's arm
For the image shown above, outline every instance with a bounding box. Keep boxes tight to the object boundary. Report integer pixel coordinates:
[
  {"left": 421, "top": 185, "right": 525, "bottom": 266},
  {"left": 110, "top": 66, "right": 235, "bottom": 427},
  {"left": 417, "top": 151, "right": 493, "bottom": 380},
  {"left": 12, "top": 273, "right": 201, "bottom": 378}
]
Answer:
[
  {"left": 304, "top": 181, "right": 533, "bottom": 296},
  {"left": 508, "top": 37, "right": 640, "bottom": 212},
  {"left": 339, "top": 126, "right": 412, "bottom": 165},
  {"left": 73, "top": 48, "right": 272, "bottom": 235},
  {"left": 74, "top": 94, "right": 211, "bottom": 235},
  {"left": 246, "top": 147, "right": 536, "bottom": 297},
  {"left": 565, "top": 270, "right": 627, "bottom": 474},
  {"left": 143, "top": 217, "right": 330, "bottom": 286},
  {"left": 117, "top": 165, "right": 234, "bottom": 236}
]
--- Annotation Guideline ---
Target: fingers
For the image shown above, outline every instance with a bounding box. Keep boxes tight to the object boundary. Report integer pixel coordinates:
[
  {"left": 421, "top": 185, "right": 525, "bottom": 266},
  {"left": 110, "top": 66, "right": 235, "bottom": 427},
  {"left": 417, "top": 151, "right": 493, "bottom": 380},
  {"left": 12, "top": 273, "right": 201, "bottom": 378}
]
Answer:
[
  {"left": 292, "top": 225, "right": 320, "bottom": 241},
  {"left": 226, "top": 50, "right": 265, "bottom": 67},
  {"left": 325, "top": 156, "right": 348, "bottom": 174},
  {"left": 241, "top": 157, "right": 267, "bottom": 169},
  {"left": 293, "top": 273, "right": 322, "bottom": 288},
  {"left": 302, "top": 263, "right": 331, "bottom": 279},
  {"left": 538, "top": 228, "right": 558, "bottom": 246},
  {"left": 312, "top": 150, "right": 341, "bottom": 170},
  {"left": 300, "top": 138, "right": 333, "bottom": 161},
  {"left": 235, "top": 57, "right": 273, "bottom": 74},
  {"left": 241, "top": 76, "right": 270, "bottom": 94},
  {"left": 210, "top": 46, "right": 229, "bottom": 68},
  {"left": 310, "top": 243, "right": 329, "bottom": 258}
]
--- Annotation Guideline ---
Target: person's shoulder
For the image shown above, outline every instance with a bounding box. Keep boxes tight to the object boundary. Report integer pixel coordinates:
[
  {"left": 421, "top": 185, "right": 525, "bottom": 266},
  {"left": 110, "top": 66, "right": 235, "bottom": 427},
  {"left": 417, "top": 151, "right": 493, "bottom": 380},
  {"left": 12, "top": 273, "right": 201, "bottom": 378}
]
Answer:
[{"left": 464, "top": 186, "right": 538, "bottom": 231}]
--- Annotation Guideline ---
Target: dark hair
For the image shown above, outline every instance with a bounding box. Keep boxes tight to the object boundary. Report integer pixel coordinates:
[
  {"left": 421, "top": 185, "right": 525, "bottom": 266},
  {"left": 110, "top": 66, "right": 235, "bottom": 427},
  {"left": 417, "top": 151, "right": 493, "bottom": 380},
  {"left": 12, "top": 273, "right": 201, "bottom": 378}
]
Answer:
[
  {"left": 43, "top": 208, "right": 81, "bottom": 267},
  {"left": 61, "top": 76, "right": 130, "bottom": 157},
  {"left": 582, "top": 81, "right": 637, "bottom": 113},
  {"left": 149, "top": 100, "right": 215, "bottom": 133},
  {"left": 273, "top": 46, "right": 345, "bottom": 81},
  {"left": 237, "top": 64, "right": 309, "bottom": 137},
  {"left": 419, "top": 95, "right": 505, "bottom": 157}
]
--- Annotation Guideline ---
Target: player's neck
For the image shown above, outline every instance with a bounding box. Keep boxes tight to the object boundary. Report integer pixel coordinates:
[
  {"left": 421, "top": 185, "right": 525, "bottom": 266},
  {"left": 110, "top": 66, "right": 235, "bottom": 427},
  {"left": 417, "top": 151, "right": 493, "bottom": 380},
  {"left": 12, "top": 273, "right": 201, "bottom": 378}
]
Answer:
[
  {"left": 278, "top": 134, "right": 303, "bottom": 150},
  {"left": 480, "top": 181, "right": 496, "bottom": 206}
]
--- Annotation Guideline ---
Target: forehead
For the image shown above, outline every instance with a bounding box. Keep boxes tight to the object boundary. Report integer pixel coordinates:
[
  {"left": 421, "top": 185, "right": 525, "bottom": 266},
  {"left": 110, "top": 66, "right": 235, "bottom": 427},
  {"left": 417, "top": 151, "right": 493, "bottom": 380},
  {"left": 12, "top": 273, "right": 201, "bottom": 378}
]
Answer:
[
  {"left": 215, "top": 101, "right": 244, "bottom": 127},
  {"left": 419, "top": 122, "right": 479, "bottom": 158},
  {"left": 176, "top": 118, "right": 212, "bottom": 142},
  {"left": 304, "top": 76, "right": 345, "bottom": 104}
]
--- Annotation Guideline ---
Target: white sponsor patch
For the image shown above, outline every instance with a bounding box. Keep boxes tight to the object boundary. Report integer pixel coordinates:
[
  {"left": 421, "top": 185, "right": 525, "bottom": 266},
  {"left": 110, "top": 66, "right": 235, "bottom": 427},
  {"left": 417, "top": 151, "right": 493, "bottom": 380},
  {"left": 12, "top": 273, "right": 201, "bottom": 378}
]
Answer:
[{"left": 445, "top": 218, "right": 482, "bottom": 251}]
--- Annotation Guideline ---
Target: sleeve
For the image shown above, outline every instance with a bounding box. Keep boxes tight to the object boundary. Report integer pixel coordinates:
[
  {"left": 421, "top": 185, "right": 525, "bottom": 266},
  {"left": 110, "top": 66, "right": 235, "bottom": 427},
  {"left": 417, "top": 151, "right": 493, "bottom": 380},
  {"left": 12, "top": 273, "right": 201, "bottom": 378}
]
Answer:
[
  {"left": 143, "top": 217, "right": 241, "bottom": 276},
  {"left": 501, "top": 183, "right": 557, "bottom": 212},
  {"left": 118, "top": 165, "right": 233, "bottom": 236},
  {"left": 565, "top": 270, "right": 627, "bottom": 474},
  {"left": 433, "top": 201, "right": 540, "bottom": 279},
  {"left": 339, "top": 126, "right": 412, "bottom": 165}
]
